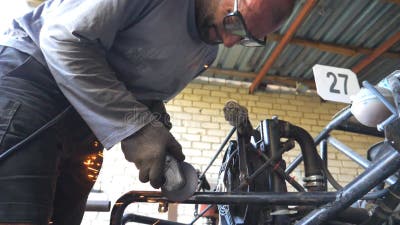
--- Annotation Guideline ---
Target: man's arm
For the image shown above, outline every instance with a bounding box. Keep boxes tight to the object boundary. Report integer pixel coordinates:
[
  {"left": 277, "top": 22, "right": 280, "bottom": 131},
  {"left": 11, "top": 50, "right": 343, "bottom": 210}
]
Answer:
[{"left": 39, "top": 0, "right": 155, "bottom": 149}]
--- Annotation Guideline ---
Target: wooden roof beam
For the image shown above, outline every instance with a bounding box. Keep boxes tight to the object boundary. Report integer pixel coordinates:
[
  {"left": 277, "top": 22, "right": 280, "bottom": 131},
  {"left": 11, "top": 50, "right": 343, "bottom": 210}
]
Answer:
[
  {"left": 352, "top": 31, "right": 400, "bottom": 74},
  {"left": 382, "top": 0, "right": 400, "bottom": 4},
  {"left": 249, "top": 0, "right": 318, "bottom": 94},
  {"left": 205, "top": 67, "right": 316, "bottom": 90},
  {"left": 267, "top": 34, "right": 400, "bottom": 59}
]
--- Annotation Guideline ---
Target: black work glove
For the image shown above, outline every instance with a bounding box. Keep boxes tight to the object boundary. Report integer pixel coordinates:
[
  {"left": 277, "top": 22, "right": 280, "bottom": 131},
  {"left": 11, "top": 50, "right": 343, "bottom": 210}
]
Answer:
[{"left": 121, "top": 120, "right": 185, "bottom": 189}]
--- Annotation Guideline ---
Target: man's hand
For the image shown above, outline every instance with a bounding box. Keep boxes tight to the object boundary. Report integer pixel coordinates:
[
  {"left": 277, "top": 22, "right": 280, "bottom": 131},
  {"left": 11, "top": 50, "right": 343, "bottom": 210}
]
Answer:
[{"left": 121, "top": 120, "right": 185, "bottom": 188}]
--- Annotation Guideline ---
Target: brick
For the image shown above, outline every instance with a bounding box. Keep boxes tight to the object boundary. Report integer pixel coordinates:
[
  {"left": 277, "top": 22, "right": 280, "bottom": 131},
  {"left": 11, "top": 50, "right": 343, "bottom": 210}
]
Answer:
[
  {"left": 179, "top": 141, "right": 192, "bottom": 149},
  {"left": 281, "top": 104, "right": 297, "bottom": 111},
  {"left": 258, "top": 96, "right": 275, "bottom": 103},
  {"left": 338, "top": 175, "right": 354, "bottom": 183},
  {"left": 194, "top": 115, "right": 211, "bottom": 122},
  {"left": 193, "top": 89, "right": 210, "bottom": 95},
  {"left": 211, "top": 116, "right": 228, "bottom": 123},
  {"left": 300, "top": 118, "right": 318, "bottom": 125},
  {"left": 185, "top": 149, "right": 202, "bottom": 156},
  {"left": 303, "top": 113, "right": 318, "bottom": 119},
  {"left": 183, "top": 94, "right": 201, "bottom": 101},
  {"left": 201, "top": 109, "right": 221, "bottom": 115},
  {"left": 183, "top": 107, "right": 201, "bottom": 114},
  {"left": 187, "top": 128, "right": 206, "bottom": 135},
  {"left": 241, "top": 95, "right": 260, "bottom": 101},
  {"left": 201, "top": 122, "right": 220, "bottom": 129},
  {"left": 201, "top": 96, "right": 221, "bottom": 103},
  {"left": 172, "top": 113, "right": 192, "bottom": 120},
  {"left": 310, "top": 126, "right": 324, "bottom": 132},
  {"left": 247, "top": 101, "right": 256, "bottom": 107},
  {"left": 272, "top": 104, "right": 281, "bottom": 109},
  {"left": 191, "top": 156, "right": 211, "bottom": 163},
  {"left": 275, "top": 98, "right": 289, "bottom": 104},
  {"left": 171, "top": 126, "right": 186, "bottom": 133},
  {"left": 286, "top": 111, "right": 303, "bottom": 117},
  {"left": 211, "top": 103, "right": 225, "bottom": 109},
  {"left": 165, "top": 105, "right": 182, "bottom": 112},
  {"left": 238, "top": 88, "right": 250, "bottom": 94},
  {"left": 251, "top": 107, "right": 269, "bottom": 115},
  {"left": 202, "top": 85, "right": 220, "bottom": 91},
  {"left": 173, "top": 99, "right": 192, "bottom": 107},
  {"left": 180, "top": 88, "right": 193, "bottom": 94},
  {"left": 182, "top": 134, "right": 201, "bottom": 141},
  {"left": 192, "top": 142, "right": 211, "bottom": 150},
  {"left": 211, "top": 91, "right": 229, "bottom": 98},
  {"left": 207, "top": 129, "right": 229, "bottom": 137},
  {"left": 201, "top": 135, "right": 221, "bottom": 143},
  {"left": 220, "top": 86, "right": 238, "bottom": 93},
  {"left": 192, "top": 101, "right": 211, "bottom": 108},
  {"left": 182, "top": 120, "right": 201, "bottom": 128},
  {"left": 229, "top": 93, "right": 242, "bottom": 100},
  {"left": 279, "top": 94, "right": 296, "bottom": 100},
  {"left": 187, "top": 83, "right": 203, "bottom": 89},
  {"left": 270, "top": 110, "right": 287, "bottom": 117},
  {"left": 288, "top": 100, "right": 305, "bottom": 106}
]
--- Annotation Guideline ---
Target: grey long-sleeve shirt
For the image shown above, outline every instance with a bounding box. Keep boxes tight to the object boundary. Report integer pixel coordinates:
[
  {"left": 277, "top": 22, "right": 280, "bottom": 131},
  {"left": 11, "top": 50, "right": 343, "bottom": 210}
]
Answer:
[{"left": 0, "top": 0, "right": 218, "bottom": 149}]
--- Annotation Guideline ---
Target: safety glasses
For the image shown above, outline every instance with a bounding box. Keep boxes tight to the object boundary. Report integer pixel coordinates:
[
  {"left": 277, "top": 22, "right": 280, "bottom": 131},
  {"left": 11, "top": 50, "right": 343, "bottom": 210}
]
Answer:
[{"left": 222, "top": 0, "right": 267, "bottom": 47}]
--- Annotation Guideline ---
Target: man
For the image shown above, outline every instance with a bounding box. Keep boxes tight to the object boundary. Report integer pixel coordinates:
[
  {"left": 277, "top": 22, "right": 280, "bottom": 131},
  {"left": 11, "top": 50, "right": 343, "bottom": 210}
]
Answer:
[{"left": 0, "top": 0, "right": 294, "bottom": 224}]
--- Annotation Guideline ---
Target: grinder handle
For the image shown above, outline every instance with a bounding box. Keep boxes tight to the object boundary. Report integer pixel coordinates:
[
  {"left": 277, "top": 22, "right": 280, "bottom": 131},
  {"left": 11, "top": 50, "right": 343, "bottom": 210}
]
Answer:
[{"left": 162, "top": 155, "right": 186, "bottom": 192}]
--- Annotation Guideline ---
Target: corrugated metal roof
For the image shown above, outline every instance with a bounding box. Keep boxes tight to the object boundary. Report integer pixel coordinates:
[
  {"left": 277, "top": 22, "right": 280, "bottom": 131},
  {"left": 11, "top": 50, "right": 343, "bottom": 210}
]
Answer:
[{"left": 203, "top": 0, "right": 400, "bottom": 89}]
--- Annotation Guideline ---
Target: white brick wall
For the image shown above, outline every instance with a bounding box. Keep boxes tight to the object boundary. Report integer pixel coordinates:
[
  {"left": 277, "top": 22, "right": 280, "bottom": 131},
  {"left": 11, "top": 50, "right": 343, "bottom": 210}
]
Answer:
[{"left": 82, "top": 80, "right": 382, "bottom": 225}]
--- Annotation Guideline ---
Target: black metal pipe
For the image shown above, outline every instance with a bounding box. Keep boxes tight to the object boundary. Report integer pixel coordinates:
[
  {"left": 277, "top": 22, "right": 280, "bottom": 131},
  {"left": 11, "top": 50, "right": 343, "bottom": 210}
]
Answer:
[
  {"left": 281, "top": 122, "right": 323, "bottom": 178},
  {"left": 295, "top": 144, "right": 400, "bottom": 225},
  {"left": 85, "top": 200, "right": 111, "bottom": 212},
  {"left": 320, "top": 140, "right": 328, "bottom": 191},
  {"left": 110, "top": 191, "right": 340, "bottom": 224},
  {"left": 285, "top": 108, "right": 352, "bottom": 175},
  {"left": 261, "top": 119, "right": 290, "bottom": 224},
  {"left": 198, "top": 127, "right": 236, "bottom": 187},
  {"left": 110, "top": 189, "right": 388, "bottom": 224},
  {"left": 122, "top": 214, "right": 187, "bottom": 225},
  {"left": 297, "top": 206, "right": 369, "bottom": 224},
  {"left": 261, "top": 120, "right": 288, "bottom": 193},
  {"left": 190, "top": 192, "right": 336, "bottom": 205}
]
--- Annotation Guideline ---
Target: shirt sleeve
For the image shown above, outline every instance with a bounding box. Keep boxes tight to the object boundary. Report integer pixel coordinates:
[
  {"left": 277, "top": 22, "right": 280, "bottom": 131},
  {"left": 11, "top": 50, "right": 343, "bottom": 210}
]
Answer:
[{"left": 39, "top": 0, "right": 156, "bottom": 149}]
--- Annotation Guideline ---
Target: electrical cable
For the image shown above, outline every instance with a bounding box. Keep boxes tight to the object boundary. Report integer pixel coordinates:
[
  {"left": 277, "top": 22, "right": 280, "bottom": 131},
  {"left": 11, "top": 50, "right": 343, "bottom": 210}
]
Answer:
[{"left": 0, "top": 105, "right": 72, "bottom": 161}]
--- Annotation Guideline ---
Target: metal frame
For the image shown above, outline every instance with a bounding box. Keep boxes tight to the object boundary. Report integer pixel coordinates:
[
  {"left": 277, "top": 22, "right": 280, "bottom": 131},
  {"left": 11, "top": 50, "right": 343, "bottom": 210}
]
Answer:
[{"left": 109, "top": 78, "right": 400, "bottom": 225}]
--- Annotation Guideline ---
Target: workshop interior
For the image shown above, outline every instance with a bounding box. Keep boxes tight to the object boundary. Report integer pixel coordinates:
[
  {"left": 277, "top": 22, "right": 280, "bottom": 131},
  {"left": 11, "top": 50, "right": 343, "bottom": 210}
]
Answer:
[{"left": 1, "top": 0, "right": 400, "bottom": 225}]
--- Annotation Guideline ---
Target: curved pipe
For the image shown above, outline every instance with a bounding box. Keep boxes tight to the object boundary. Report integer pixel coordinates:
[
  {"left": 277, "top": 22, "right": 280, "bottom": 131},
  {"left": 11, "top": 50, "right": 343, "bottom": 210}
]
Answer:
[{"left": 280, "top": 122, "right": 323, "bottom": 178}]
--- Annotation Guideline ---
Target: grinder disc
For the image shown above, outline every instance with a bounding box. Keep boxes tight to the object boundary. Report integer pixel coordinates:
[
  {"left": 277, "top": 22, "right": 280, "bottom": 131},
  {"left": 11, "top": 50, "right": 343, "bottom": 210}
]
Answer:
[{"left": 161, "top": 162, "right": 198, "bottom": 202}]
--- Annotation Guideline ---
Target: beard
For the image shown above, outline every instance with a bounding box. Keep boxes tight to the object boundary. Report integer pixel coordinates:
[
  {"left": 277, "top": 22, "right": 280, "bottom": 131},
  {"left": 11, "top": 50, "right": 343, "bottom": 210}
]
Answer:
[{"left": 194, "top": 0, "right": 222, "bottom": 45}]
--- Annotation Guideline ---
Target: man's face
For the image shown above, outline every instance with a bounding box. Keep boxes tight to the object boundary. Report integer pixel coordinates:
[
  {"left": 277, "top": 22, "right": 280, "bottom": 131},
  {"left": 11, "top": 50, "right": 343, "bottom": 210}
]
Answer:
[{"left": 197, "top": 0, "right": 294, "bottom": 48}]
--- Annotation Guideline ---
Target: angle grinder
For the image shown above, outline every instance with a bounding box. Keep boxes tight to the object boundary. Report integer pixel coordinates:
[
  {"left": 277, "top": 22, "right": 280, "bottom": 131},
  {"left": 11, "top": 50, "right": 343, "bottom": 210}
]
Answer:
[{"left": 161, "top": 155, "right": 198, "bottom": 202}]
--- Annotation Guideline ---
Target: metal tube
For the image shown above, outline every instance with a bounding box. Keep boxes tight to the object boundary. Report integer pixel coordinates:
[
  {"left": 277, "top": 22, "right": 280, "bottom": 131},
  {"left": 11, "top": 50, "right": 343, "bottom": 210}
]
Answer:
[
  {"left": 85, "top": 200, "right": 111, "bottom": 212},
  {"left": 314, "top": 108, "right": 352, "bottom": 145},
  {"left": 377, "top": 114, "right": 397, "bottom": 131},
  {"left": 363, "top": 81, "right": 397, "bottom": 115},
  {"left": 285, "top": 155, "right": 303, "bottom": 175},
  {"left": 190, "top": 192, "right": 336, "bottom": 205},
  {"left": 261, "top": 119, "right": 290, "bottom": 223},
  {"left": 320, "top": 140, "right": 328, "bottom": 191},
  {"left": 285, "top": 108, "right": 352, "bottom": 174},
  {"left": 328, "top": 136, "right": 397, "bottom": 185},
  {"left": 122, "top": 214, "right": 187, "bottom": 225},
  {"left": 295, "top": 144, "right": 400, "bottom": 225},
  {"left": 198, "top": 127, "right": 236, "bottom": 184}
]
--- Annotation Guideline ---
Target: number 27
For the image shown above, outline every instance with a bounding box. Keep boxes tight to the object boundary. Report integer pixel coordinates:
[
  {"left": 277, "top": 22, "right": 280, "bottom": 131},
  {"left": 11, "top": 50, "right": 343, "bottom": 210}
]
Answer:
[{"left": 327, "top": 72, "right": 348, "bottom": 95}]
